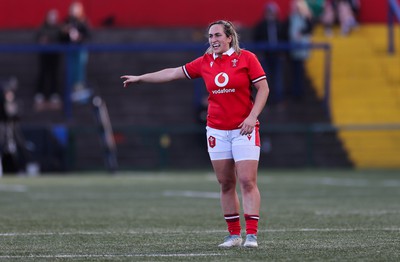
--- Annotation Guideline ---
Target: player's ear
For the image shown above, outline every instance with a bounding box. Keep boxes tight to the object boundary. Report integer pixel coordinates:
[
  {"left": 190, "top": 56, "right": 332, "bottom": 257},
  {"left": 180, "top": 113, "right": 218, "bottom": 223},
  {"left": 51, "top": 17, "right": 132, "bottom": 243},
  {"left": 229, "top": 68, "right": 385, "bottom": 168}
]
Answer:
[{"left": 227, "top": 35, "right": 232, "bottom": 44}]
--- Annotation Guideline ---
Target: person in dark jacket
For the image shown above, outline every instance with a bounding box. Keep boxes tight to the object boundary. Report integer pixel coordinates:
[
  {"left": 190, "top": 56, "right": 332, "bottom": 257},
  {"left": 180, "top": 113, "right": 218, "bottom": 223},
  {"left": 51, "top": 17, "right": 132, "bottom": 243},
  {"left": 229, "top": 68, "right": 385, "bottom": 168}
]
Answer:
[
  {"left": 288, "top": 0, "right": 314, "bottom": 99},
  {"left": 35, "top": 9, "right": 62, "bottom": 111},
  {"left": 253, "top": 2, "right": 288, "bottom": 105},
  {"left": 61, "top": 1, "right": 91, "bottom": 97}
]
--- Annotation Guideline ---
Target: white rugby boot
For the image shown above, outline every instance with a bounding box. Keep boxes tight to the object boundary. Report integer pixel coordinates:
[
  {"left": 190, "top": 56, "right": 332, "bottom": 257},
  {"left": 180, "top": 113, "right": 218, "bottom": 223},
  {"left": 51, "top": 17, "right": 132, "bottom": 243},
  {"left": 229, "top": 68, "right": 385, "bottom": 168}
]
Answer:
[
  {"left": 243, "top": 234, "right": 258, "bottom": 248},
  {"left": 218, "top": 235, "right": 243, "bottom": 247}
]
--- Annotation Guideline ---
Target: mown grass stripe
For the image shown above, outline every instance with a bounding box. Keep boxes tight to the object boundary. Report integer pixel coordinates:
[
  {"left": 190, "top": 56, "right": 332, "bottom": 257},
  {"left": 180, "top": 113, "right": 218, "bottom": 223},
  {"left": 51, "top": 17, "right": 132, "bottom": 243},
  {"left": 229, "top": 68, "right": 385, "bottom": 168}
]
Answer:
[
  {"left": 1, "top": 227, "right": 400, "bottom": 237},
  {"left": 0, "top": 253, "right": 222, "bottom": 259}
]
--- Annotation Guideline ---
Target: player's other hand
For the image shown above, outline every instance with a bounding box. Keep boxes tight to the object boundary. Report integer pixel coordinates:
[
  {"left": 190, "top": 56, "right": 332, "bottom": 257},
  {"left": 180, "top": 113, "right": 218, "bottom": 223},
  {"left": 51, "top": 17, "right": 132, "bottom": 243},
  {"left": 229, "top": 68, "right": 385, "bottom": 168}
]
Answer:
[
  {"left": 121, "top": 75, "right": 140, "bottom": 88},
  {"left": 238, "top": 114, "right": 257, "bottom": 135}
]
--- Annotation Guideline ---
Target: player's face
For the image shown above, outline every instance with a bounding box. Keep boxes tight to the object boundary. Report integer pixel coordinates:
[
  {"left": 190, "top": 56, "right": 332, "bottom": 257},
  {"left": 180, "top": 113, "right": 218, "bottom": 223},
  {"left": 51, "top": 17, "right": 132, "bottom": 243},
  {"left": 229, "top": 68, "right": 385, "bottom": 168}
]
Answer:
[{"left": 208, "top": 24, "right": 232, "bottom": 55}]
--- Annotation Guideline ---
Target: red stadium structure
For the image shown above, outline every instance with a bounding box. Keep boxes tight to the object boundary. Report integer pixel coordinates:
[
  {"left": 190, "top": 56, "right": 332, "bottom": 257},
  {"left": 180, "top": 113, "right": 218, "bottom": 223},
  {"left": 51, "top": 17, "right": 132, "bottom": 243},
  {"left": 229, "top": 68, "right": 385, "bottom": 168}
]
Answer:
[{"left": 0, "top": 0, "right": 388, "bottom": 29}]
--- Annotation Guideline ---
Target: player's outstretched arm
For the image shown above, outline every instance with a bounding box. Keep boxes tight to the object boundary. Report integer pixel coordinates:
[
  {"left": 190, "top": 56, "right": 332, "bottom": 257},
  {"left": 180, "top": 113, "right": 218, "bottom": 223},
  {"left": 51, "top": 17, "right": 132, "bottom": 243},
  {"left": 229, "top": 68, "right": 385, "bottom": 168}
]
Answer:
[{"left": 121, "top": 67, "right": 185, "bottom": 88}]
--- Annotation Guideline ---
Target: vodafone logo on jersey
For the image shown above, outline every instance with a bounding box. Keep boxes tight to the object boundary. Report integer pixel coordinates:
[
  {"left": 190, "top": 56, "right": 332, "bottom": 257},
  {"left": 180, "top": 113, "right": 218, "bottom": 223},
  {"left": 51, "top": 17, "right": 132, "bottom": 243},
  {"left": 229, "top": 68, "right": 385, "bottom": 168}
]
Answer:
[
  {"left": 212, "top": 72, "right": 235, "bottom": 95},
  {"left": 214, "top": 72, "right": 229, "bottom": 87}
]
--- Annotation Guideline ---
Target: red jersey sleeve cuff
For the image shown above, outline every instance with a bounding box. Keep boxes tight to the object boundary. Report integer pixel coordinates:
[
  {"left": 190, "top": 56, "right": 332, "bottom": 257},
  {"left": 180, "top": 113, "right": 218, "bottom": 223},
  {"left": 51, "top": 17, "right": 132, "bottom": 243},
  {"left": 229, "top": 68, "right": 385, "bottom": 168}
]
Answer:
[
  {"left": 252, "top": 75, "right": 266, "bottom": 84},
  {"left": 182, "top": 66, "right": 191, "bottom": 79}
]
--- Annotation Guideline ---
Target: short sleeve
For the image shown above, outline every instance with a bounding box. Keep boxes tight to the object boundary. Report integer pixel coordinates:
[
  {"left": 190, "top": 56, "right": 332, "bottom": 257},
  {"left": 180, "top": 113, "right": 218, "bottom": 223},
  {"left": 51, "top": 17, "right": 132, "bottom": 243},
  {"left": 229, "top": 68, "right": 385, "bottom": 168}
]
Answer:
[
  {"left": 246, "top": 51, "right": 266, "bottom": 84},
  {"left": 182, "top": 56, "right": 203, "bottom": 79}
]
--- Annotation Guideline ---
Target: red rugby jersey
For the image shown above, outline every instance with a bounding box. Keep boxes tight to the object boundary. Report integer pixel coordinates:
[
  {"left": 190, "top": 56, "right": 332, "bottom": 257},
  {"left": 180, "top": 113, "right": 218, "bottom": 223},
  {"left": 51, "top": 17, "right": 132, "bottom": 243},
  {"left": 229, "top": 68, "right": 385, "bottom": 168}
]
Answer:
[{"left": 183, "top": 48, "right": 266, "bottom": 130}]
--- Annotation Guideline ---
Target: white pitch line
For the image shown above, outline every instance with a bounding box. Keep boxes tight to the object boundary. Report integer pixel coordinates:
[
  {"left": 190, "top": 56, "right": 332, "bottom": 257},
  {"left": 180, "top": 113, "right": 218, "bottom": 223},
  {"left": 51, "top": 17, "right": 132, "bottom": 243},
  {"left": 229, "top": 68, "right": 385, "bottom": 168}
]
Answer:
[
  {"left": 163, "top": 190, "right": 220, "bottom": 199},
  {"left": 1, "top": 228, "right": 400, "bottom": 237},
  {"left": 315, "top": 210, "right": 400, "bottom": 216},
  {"left": 0, "top": 253, "right": 222, "bottom": 259},
  {"left": 306, "top": 178, "right": 370, "bottom": 187},
  {"left": 0, "top": 184, "right": 27, "bottom": 192},
  {"left": 382, "top": 180, "right": 400, "bottom": 187},
  {"left": 266, "top": 228, "right": 400, "bottom": 232}
]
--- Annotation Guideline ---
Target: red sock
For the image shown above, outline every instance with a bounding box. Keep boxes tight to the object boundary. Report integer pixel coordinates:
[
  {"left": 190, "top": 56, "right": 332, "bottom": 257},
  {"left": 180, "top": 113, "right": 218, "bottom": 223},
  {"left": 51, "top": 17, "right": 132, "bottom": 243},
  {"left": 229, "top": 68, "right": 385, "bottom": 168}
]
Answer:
[
  {"left": 224, "top": 213, "right": 241, "bottom": 235},
  {"left": 244, "top": 214, "right": 259, "bottom": 235}
]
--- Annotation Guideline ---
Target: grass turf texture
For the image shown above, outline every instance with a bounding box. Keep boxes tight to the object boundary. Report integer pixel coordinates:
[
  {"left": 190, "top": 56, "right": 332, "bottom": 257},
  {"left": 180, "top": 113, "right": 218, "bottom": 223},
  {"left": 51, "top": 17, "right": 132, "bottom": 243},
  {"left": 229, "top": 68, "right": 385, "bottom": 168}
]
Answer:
[{"left": 0, "top": 170, "right": 399, "bottom": 261}]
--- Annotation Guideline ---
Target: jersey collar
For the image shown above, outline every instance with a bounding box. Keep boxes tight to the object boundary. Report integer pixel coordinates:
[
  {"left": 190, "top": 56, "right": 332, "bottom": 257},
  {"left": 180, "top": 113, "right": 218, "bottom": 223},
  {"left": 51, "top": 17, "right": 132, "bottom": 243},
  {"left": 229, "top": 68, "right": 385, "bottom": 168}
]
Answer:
[{"left": 213, "top": 47, "right": 235, "bottom": 60}]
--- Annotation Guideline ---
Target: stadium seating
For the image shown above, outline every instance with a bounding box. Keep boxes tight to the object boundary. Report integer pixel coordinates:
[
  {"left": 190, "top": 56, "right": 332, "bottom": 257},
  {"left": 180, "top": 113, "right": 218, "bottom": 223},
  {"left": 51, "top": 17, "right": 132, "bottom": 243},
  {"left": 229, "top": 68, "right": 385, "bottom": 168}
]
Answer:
[{"left": 307, "top": 25, "right": 400, "bottom": 168}]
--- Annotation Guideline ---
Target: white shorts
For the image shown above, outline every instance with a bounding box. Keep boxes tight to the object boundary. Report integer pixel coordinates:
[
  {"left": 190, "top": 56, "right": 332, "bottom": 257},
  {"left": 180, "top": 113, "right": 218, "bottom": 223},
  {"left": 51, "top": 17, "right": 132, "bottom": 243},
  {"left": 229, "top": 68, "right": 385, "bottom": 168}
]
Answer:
[{"left": 206, "top": 125, "right": 261, "bottom": 162}]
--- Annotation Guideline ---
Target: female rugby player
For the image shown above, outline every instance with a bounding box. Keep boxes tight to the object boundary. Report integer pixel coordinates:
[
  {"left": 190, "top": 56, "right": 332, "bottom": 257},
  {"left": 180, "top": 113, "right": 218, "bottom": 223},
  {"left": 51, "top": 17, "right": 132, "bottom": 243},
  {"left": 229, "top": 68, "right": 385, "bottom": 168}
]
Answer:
[{"left": 121, "top": 20, "right": 269, "bottom": 248}]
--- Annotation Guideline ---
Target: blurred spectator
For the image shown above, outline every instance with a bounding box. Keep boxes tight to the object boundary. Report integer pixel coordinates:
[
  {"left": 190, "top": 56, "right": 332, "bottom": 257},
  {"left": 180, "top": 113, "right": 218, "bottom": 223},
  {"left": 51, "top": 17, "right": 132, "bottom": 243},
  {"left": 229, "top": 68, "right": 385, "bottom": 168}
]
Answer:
[
  {"left": 321, "top": 0, "right": 358, "bottom": 36},
  {"left": 306, "top": 0, "right": 325, "bottom": 24},
  {"left": 253, "top": 1, "right": 288, "bottom": 105},
  {"left": 349, "top": 0, "right": 361, "bottom": 22},
  {"left": 321, "top": 0, "right": 336, "bottom": 36},
  {"left": 337, "top": 0, "right": 357, "bottom": 35},
  {"left": 34, "top": 9, "right": 62, "bottom": 111},
  {"left": 288, "top": 0, "right": 314, "bottom": 99},
  {"left": 0, "top": 78, "right": 34, "bottom": 174},
  {"left": 61, "top": 1, "right": 91, "bottom": 96}
]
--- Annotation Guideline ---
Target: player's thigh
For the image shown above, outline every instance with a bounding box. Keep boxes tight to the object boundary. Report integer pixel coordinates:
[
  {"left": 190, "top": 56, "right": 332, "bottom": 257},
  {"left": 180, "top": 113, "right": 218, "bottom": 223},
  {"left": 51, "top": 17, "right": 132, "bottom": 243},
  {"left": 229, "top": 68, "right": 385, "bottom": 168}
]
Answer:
[
  {"left": 235, "top": 159, "right": 259, "bottom": 185},
  {"left": 206, "top": 126, "right": 233, "bottom": 160},
  {"left": 211, "top": 159, "right": 236, "bottom": 185}
]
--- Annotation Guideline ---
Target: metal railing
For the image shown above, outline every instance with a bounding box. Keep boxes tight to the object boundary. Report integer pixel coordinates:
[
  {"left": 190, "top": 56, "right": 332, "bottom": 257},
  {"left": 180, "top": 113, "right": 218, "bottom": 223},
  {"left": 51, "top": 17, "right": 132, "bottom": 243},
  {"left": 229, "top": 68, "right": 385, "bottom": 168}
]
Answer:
[
  {"left": 65, "top": 122, "right": 400, "bottom": 170},
  {"left": 388, "top": 0, "right": 400, "bottom": 54}
]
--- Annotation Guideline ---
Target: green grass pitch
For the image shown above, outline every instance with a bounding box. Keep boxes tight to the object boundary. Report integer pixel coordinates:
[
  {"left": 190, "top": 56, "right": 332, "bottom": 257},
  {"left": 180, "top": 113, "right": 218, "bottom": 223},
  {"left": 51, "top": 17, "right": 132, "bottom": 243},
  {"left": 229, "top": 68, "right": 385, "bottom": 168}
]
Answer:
[{"left": 0, "top": 169, "right": 399, "bottom": 261}]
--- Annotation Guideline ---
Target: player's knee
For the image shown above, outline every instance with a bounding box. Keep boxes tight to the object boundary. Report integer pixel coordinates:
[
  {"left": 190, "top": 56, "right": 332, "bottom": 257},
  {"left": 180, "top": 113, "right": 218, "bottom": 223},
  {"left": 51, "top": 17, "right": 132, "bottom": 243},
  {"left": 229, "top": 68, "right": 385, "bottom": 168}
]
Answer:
[
  {"left": 218, "top": 178, "right": 236, "bottom": 193},
  {"left": 239, "top": 178, "right": 257, "bottom": 193}
]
